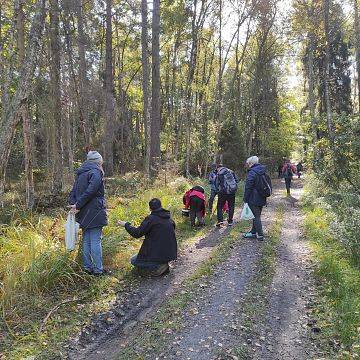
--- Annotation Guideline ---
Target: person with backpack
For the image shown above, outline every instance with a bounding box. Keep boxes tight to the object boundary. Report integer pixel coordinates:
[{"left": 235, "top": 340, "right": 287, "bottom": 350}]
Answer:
[
  {"left": 69, "top": 151, "right": 108, "bottom": 276},
  {"left": 215, "top": 165, "right": 239, "bottom": 227},
  {"left": 243, "top": 156, "right": 272, "bottom": 241},
  {"left": 118, "top": 198, "right": 177, "bottom": 277},
  {"left": 208, "top": 163, "right": 218, "bottom": 213},
  {"left": 282, "top": 160, "right": 297, "bottom": 195}
]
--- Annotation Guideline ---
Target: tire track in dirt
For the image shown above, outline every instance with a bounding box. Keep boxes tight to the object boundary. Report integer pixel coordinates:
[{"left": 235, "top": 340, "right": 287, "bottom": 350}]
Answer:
[
  {"left": 254, "top": 180, "right": 319, "bottom": 360},
  {"left": 68, "top": 204, "right": 246, "bottom": 359}
]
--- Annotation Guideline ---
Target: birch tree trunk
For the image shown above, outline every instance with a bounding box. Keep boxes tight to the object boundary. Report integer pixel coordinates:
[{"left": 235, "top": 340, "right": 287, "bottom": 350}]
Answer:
[
  {"left": 141, "top": 0, "right": 151, "bottom": 177},
  {"left": 150, "top": 0, "right": 161, "bottom": 175},
  {"left": 0, "top": 0, "right": 46, "bottom": 203}
]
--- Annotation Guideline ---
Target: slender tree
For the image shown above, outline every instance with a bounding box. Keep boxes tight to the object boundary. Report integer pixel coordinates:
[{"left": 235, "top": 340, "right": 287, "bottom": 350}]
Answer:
[
  {"left": 103, "top": 0, "right": 116, "bottom": 175},
  {"left": 15, "top": 0, "right": 35, "bottom": 209},
  {"left": 151, "top": 0, "right": 161, "bottom": 174},
  {"left": 141, "top": 0, "right": 151, "bottom": 177}
]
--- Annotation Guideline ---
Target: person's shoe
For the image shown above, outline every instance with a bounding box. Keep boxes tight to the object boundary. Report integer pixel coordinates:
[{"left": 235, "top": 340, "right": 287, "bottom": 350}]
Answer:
[
  {"left": 150, "top": 264, "right": 170, "bottom": 277},
  {"left": 228, "top": 220, "right": 234, "bottom": 226},
  {"left": 93, "top": 269, "right": 113, "bottom": 277},
  {"left": 84, "top": 269, "right": 93, "bottom": 275},
  {"left": 243, "top": 232, "right": 256, "bottom": 238},
  {"left": 257, "top": 235, "right": 264, "bottom": 241},
  {"left": 216, "top": 222, "right": 224, "bottom": 228}
]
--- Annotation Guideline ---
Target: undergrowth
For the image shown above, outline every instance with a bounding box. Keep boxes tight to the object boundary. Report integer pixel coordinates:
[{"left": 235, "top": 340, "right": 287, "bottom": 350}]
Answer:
[
  {"left": 0, "top": 174, "right": 230, "bottom": 358},
  {"left": 303, "top": 193, "right": 360, "bottom": 358}
]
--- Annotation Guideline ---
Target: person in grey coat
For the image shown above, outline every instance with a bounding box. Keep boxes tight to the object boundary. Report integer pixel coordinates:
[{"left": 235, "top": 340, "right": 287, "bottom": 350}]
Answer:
[{"left": 69, "top": 151, "right": 108, "bottom": 275}]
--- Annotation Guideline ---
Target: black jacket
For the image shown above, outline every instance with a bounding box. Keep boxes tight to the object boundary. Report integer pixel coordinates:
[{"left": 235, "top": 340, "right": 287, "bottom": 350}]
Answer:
[
  {"left": 125, "top": 208, "right": 177, "bottom": 263},
  {"left": 243, "top": 163, "right": 267, "bottom": 207}
]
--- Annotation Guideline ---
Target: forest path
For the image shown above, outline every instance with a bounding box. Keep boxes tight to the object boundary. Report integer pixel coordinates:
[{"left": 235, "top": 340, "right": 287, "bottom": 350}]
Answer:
[{"left": 70, "top": 179, "right": 319, "bottom": 360}]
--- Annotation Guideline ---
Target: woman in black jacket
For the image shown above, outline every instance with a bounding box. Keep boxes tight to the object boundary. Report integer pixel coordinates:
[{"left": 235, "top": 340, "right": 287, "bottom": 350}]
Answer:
[{"left": 118, "top": 198, "right": 177, "bottom": 276}]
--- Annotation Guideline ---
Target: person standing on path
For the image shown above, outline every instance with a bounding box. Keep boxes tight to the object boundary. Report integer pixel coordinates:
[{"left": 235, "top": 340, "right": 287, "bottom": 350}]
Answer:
[
  {"left": 216, "top": 165, "right": 239, "bottom": 227},
  {"left": 243, "top": 156, "right": 269, "bottom": 241},
  {"left": 208, "top": 163, "right": 218, "bottom": 213},
  {"left": 69, "top": 151, "right": 108, "bottom": 276},
  {"left": 282, "top": 160, "right": 297, "bottom": 196},
  {"left": 296, "top": 161, "right": 303, "bottom": 179}
]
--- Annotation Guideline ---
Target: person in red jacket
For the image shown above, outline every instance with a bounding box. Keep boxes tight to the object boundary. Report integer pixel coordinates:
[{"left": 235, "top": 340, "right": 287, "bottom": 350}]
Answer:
[
  {"left": 282, "top": 160, "right": 297, "bottom": 196},
  {"left": 183, "top": 186, "right": 206, "bottom": 227}
]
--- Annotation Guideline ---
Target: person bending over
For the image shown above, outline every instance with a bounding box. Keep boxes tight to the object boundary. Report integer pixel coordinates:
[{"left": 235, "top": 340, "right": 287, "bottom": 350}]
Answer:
[
  {"left": 118, "top": 198, "right": 177, "bottom": 276},
  {"left": 183, "top": 186, "right": 206, "bottom": 227}
]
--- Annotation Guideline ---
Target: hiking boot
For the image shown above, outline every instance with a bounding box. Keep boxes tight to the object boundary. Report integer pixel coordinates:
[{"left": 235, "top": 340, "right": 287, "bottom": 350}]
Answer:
[
  {"left": 150, "top": 264, "right": 170, "bottom": 277},
  {"left": 216, "top": 222, "right": 224, "bottom": 228},
  {"left": 257, "top": 235, "right": 264, "bottom": 241},
  {"left": 243, "top": 232, "right": 256, "bottom": 238},
  {"left": 228, "top": 220, "right": 234, "bottom": 226}
]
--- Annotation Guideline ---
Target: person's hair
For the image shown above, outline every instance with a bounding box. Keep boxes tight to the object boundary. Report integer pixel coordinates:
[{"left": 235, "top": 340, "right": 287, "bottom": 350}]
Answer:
[
  {"left": 149, "top": 198, "right": 162, "bottom": 211},
  {"left": 246, "top": 156, "right": 259, "bottom": 166}
]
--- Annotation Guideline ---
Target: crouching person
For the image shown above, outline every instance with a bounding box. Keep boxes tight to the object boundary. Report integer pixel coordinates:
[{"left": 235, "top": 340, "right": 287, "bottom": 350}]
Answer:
[{"left": 118, "top": 198, "right": 177, "bottom": 277}]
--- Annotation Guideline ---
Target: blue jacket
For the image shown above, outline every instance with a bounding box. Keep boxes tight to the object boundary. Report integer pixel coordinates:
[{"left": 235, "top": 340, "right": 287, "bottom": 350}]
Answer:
[
  {"left": 243, "top": 163, "right": 267, "bottom": 206},
  {"left": 208, "top": 170, "right": 218, "bottom": 192},
  {"left": 69, "top": 162, "right": 108, "bottom": 230}
]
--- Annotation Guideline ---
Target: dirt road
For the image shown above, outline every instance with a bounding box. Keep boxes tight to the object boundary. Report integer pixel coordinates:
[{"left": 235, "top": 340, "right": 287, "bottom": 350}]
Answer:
[{"left": 69, "top": 179, "right": 320, "bottom": 360}]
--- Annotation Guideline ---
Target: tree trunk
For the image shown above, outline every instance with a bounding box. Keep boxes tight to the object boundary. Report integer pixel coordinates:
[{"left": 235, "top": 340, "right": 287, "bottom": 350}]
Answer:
[
  {"left": 0, "top": 0, "right": 46, "bottom": 203},
  {"left": 355, "top": 0, "right": 360, "bottom": 113},
  {"left": 76, "top": 0, "right": 91, "bottom": 146},
  {"left": 323, "top": 0, "right": 334, "bottom": 142},
  {"left": 49, "top": 0, "right": 64, "bottom": 192},
  {"left": 15, "top": 0, "right": 35, "bottom": 209},
  {"left": 104, "top": 0, "right": 115, "bottom": 175},
  {"left": 150, "top": 0, "right": 161, "bottom": 175},
  {"left": 141, "top": 0, "right": 151, "bottom": 177}
]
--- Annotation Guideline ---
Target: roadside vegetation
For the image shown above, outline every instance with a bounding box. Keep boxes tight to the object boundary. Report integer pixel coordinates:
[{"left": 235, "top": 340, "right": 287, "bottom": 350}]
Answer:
[
  {"left": 0, "top": 174, "right": 226, "bottom": 359},
  {"left": 303, "top": 177, "right": 360, "bottom": 358}
]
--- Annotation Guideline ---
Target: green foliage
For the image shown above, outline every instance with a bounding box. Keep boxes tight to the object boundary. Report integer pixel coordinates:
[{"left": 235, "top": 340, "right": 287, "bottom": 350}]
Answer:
[{"left": 303, "top": 204, "right": 360, "bottom": 356}]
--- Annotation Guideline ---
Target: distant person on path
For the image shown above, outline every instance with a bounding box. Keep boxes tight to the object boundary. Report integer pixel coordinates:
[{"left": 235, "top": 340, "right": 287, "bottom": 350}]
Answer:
[
  {"left": 208, "top": 163, "right": 218, "bottom": 213},
  {"left": 216, "top": 165, "right": 239, "bottom": 227},
  {"left": 277, "top": 164, "right": 283, "bottom": 178},
  {"left": 282, "top": 160, "right": 297, "bottom": 196},
  {"left": 118, "top": 198, "right": 177, "bottom": 276},
  {"left": 69, "top": 151, "right": 108, "bottom": 276},
  {"left": 296, "top": 162, "right": 304, "bottom": 179},
  {"left": 243, "top": 156, "right": 271, "bottom": 241},
  {"left": 183, "top": 186, "right": 206, "bottom": 227}
]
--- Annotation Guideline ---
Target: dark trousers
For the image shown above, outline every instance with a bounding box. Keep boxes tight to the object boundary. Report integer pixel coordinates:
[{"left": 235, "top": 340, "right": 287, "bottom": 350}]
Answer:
[
  {"left": 248, "top": 204, "right": 263, "bottom": 236},
  {"left": 285, "top": 177, "right": 292, "bottom": 194},
  {"left": 208, "top": 189, "right": 218, "bottom": 212},
  {"left": 131, "top": 255, "right": 163, "bottom": 270},
  {"left": 217, "top": 193, "right": 235, "bottom": 223},
  {"left": 189, "top": 196, "right": 205, "bottom": 226}
]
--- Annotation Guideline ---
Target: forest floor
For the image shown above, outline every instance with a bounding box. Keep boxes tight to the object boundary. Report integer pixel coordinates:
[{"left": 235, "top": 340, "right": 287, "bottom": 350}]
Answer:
[{"left": 66, "top": 179, "right": 325, "bottom": 360}]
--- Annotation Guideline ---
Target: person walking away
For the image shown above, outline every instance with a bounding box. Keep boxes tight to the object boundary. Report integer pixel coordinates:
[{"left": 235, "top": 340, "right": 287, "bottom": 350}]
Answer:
[
  {"left": 208, "top": 163, "right": 218, "bottom": 213},
  {"left": 277, "top": 164, "right": 283, "bottom": 178},
  {"left": 215, "top": 165, "right": 239, "bottom": 227},
  {"left": 118, "top": 198, "right": 177, "bottom": 276},
  {"left": 69, "top": 151, "right": 108, "bottom": 276},
  {"left": 296, "top": 162, "right": 303, "bottom": 179},
  {"left": 243, "top": 156, "right": 272, "bottom": 241},
  {"left": 282, "top": 160, "right": 297, "bottom": 196},
  {"left": 183, "top": 186, "right": 206, "bottom": 227}
]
